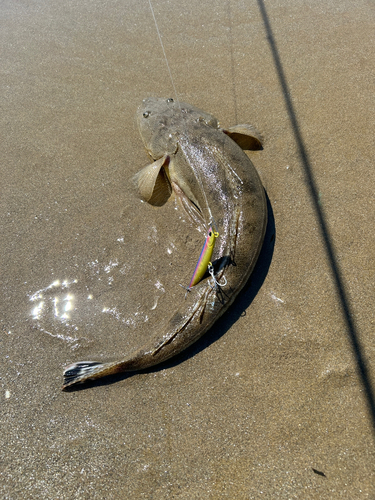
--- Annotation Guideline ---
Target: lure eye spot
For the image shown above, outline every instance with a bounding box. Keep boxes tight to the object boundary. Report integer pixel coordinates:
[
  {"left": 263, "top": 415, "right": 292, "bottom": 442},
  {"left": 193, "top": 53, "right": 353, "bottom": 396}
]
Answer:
[
  {"left": 143, "top": 111, "right": 150, "bottom": 118},
  {"left": 209, "top": 231, "right": 212, "bottom": 236}
]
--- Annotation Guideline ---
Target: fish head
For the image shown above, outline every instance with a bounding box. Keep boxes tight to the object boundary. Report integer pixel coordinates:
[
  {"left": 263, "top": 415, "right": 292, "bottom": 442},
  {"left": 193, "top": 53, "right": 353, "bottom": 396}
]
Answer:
[{"left": 137, "top": 97, "right": 219, "bottom": 159}]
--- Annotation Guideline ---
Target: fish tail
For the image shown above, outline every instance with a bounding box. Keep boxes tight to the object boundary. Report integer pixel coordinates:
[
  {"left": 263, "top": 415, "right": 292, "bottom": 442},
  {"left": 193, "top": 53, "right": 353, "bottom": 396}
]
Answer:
[{"left": 62, "top": 361, "right": 115, "bottom": 390}]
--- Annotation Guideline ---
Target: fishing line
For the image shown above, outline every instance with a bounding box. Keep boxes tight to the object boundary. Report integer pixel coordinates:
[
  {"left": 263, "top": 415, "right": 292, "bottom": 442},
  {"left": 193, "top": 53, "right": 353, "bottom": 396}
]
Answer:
[
  {"left": 146, "top": 0, "right": 214, "bottom": 229},
  {"left": 147, "top": 0, "right": 181, "bottom": 109},
  {"left": 147, "top": 0, "right": 225, "bottom": 286}
]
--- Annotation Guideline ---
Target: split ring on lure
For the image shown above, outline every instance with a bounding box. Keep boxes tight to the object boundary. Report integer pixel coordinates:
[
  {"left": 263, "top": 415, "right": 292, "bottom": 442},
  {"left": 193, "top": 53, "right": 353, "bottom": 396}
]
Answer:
[{"left": 188, "top": 226, "right": 219, "bottom": 289}]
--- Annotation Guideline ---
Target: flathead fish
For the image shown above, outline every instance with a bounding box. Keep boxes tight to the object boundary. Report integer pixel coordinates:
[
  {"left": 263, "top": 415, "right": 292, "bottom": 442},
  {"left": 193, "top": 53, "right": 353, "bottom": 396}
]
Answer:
[{"left": 62, "top": 97, "right": 267, "bottom": 390}]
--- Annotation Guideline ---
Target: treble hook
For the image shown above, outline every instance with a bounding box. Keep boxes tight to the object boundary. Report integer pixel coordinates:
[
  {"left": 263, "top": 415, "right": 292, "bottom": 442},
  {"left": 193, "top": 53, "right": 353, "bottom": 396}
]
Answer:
[{"left": 208, "top": 262, "right": 227, "bottom": 290}]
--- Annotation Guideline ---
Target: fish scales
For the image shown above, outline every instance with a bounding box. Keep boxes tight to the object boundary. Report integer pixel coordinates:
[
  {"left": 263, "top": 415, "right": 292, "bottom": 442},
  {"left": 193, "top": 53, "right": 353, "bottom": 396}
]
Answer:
[{"left": 62, "top": 98, "right": 267, "bottom": 390}]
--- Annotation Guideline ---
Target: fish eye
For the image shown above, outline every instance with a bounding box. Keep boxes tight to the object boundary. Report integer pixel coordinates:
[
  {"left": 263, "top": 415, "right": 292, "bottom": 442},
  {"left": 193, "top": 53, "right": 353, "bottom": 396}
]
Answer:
[
  {"left": 143, "top": 111, "right": 150, "bottom": 118},
  {"left": 167, "top": 98, "right": 174, "bottom": 103}
]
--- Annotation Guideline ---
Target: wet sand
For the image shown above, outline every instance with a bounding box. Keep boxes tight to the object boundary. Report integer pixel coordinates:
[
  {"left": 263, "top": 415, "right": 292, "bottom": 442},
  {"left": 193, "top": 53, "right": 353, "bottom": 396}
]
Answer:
[{"left": 1, "top": 0, "right": 374, "bottom": 498}]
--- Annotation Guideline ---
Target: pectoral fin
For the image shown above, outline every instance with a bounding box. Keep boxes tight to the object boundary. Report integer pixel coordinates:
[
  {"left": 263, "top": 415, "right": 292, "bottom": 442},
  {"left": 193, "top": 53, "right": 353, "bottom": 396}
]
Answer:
[
  {"left": 134, "top": 155, "right": 171, "bottom": 206},
  {"left": 223, "top": 124, "right": 263, "bottom": 150}
]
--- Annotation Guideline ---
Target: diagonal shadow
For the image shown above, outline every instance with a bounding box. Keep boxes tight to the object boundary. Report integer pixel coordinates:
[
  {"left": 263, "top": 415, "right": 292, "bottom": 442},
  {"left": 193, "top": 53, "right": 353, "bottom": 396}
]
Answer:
[{"left": 256, "top": 0, "right": 375, "bottom": 431}]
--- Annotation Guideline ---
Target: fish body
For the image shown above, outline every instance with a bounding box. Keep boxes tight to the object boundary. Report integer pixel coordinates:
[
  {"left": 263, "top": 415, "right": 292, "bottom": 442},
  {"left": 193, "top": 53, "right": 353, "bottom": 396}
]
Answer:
[{"left": 62, "top": 98, "right": 267, "bottom": 390}]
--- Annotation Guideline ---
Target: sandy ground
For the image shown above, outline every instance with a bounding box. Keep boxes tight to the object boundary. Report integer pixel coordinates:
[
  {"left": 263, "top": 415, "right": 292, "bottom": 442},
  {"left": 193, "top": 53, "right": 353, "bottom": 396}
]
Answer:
[{"left": 1, "top": 0, "right": 374, "bottom": 498}]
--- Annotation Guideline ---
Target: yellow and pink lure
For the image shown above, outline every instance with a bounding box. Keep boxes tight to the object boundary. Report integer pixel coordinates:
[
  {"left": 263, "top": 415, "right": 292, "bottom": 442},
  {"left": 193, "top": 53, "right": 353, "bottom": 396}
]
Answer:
[{"left": 188, "top": 226, "right": 219, "bottom": 289}]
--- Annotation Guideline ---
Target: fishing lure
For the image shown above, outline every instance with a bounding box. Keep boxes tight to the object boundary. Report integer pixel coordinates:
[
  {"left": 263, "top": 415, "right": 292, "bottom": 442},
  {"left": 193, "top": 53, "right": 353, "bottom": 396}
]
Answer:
[{"left": 188, "top": 226, "right": 219, "bottom": 289}]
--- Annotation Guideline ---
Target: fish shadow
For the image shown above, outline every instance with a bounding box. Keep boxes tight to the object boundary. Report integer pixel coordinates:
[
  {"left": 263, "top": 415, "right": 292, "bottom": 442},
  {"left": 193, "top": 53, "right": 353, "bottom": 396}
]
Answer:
[{"left": 64, "top": 192, "right": 274, "bottom": 391}]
